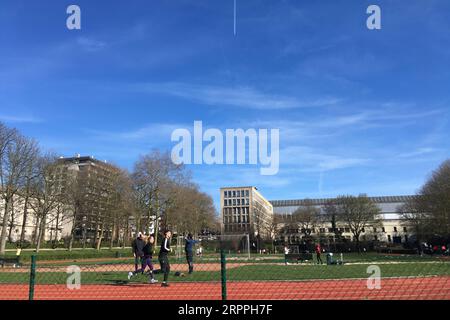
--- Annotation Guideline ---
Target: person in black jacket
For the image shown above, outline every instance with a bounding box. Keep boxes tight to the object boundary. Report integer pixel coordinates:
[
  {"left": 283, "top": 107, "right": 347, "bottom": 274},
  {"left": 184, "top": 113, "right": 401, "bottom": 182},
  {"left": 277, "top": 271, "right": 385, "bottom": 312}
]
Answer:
[
  {"left": 128, "top": 234, "right": 158, "bottom": 283},
  {"left": 158, "top": 230, "right": 172, "bottom": 287},
  {"left": 185, "top": 234, "right": 201, "bottom": 274},
  {"left": 129, "top": 232, "right": 145, "bottom": 279}
]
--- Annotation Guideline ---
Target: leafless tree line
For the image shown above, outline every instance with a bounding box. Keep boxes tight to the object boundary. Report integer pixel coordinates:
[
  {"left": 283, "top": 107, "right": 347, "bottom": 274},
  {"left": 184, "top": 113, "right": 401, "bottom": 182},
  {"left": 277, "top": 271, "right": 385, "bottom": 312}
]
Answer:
[
  {"left": 399, "top": 159, "right": 450, "bottom": 244},
  {"left": 280, "top": 196, "right": 382, "bottom": 252},
  {"left": 131, "top": 150, "right": 218, "bottom": 247},
  {"left": 0, "top": 122, "right": 218, "bottom": 254}
]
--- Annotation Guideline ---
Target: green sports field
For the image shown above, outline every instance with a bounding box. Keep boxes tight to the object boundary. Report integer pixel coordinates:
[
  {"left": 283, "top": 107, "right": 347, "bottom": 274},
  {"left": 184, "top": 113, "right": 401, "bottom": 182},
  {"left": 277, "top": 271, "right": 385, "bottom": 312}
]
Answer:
[{"left": 1, "top": 250, "right": 449, "bottom": 285}]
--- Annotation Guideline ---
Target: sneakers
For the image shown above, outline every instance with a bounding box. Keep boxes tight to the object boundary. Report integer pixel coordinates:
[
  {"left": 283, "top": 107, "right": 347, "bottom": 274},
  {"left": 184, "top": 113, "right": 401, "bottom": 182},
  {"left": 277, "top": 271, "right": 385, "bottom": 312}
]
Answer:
[
  {"left": 127, "top": 272, "right": 133, "bottom": 280},
  {"left": 161, "top": 282, "right": 169, "bottom": 287},
  {"left": 149, "top": 278, "right": 158, "bottom": 284}
]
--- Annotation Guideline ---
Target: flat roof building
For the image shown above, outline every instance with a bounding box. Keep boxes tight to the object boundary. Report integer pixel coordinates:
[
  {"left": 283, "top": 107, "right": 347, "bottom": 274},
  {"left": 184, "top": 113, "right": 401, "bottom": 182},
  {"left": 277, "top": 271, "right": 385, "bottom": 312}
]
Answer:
[
  {"left": 270, "top": 195, "right": 415, "bottom": 245},
  {"left": 220, "top": 186, "right": 274, "bottom": 239}
]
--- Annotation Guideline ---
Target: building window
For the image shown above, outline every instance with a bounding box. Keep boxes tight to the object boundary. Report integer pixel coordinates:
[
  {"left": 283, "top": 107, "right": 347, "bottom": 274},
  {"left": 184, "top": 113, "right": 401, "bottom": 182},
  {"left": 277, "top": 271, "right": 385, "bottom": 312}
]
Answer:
[
  {"left": 224, "top": 191, "right": 227, "bottom": 198},
  {"left": 373, "top": 227, "right": 377, "bottom": 233},
  {"left": 362, "top": 228, "right": 365, "bottom": 233},
  {"left": 233, "top": 199, "right": 236, "bottom": 205},
  {"left": 382, "top": 227, "right": 386, "bottom": 233},
  {"left": 394, "top": 227, "right": 397, "bottom": 232},
  {"left": 232, "top": 191, "right": 236, "bottom": 197},
  {"left": 245, "top": 190, "right": 249, "bottom": 197},
  {"left": 387, "top": 235, "right": 392, "bottom": 242},
  {"left": 236, "top": 190, "right": 240, "bottom": 197},
  {"left": 374, "top": 235, "right": 378, "bottom": 241},
  {"left": 403, "top": 227, "right": 407, "bottom": 232}
]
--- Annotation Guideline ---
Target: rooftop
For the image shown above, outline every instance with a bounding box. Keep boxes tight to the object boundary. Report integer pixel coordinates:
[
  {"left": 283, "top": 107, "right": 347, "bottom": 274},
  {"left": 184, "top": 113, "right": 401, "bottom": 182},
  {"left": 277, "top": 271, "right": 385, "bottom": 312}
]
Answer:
[{"left": 270, "top": 195, "right": 416, "bottom": 207}]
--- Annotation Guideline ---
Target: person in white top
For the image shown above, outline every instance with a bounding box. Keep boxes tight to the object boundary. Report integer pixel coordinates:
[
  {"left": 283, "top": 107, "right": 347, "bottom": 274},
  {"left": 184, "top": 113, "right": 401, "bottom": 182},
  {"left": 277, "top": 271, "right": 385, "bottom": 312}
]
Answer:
[{"left": 284, "top": 245, "right": 290, "bottom": 265}]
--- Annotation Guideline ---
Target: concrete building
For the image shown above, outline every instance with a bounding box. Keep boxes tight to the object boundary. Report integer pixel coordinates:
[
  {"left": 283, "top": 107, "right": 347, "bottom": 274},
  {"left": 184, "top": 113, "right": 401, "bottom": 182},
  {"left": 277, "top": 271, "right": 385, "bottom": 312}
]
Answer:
[
  {"left": 0, "top": 154, "right": 129, "bottom": 246},
  {"left": 55, "top": 155, "right": 125, "bottom": 243},
  {"left": 220, "top": 186, "right": 274, "bottom": 238},
  {"left": 271, "top": 195, "right": 415, "bottom": 245},
  {"left": 0, "top": 194, "right": 73, "bottom": 243},
  {"left": 220, "top": 184, "right": 415, "bottom": 246}
]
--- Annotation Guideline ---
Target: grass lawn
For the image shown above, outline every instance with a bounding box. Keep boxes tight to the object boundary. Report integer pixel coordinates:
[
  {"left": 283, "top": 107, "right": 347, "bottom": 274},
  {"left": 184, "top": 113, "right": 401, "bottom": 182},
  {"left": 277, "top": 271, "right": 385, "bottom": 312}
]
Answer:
[
  {"left": 0, "top": 261, "right": 448, "bottom": 285},
  {"left": 1, "top": 248, "right": 133, "bottom": 263}
]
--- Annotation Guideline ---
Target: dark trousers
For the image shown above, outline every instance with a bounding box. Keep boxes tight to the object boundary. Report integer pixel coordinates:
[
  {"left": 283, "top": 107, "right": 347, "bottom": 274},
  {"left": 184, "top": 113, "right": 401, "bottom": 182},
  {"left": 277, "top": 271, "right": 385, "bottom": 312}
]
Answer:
[
  {"left": 134, "top": 256, "right": 154, "bottom": 278},
  {"left": 316, "top": 253, "right": 323, "bottom": 264},
  {"left": 134, "top": 256, "right": 140, "bottom": 271},
  {"left": 186, "top": 252, "right": 194, "bottom": 273},
  {"left": 159, "top": 253, "right": 170, "bottom": 282}
]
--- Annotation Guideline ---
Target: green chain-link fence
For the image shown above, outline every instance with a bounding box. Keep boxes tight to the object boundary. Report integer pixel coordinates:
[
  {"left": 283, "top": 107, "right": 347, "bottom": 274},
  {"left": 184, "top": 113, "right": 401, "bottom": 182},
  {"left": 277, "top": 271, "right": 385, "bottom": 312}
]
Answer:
[{"left": 1, "top": 241, "right": 450, "bottom": 300}]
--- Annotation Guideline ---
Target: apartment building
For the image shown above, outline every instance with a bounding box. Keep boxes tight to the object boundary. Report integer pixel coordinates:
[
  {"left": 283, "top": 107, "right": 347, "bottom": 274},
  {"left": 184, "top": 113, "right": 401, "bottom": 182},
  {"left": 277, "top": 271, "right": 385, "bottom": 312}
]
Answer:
[{"left": 55, "top": 155, "right": 123, "bottom": 243}]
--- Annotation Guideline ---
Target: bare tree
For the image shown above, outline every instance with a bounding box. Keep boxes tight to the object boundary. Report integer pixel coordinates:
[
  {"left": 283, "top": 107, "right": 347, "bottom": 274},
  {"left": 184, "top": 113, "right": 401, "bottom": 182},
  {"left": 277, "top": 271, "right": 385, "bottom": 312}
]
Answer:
[
  {"left": 165, "top": 185, "right": 217, "bottom": 236},
  {"left": 18, "top": 160, "right": 38, "bottom": 247},
  {"left": 26, "top": 155, "right": 67, "bottom": 252},
  {"left": 333, "top": 195, "right": 381, "bottom": 253},
  {"left": 96, "top": 168, "right": 133, "bottom": 250},
  {"left": 398, "top": 196, "right": 429, "bottom": 251},
  {"left": 131, "top": 150, "right": 189, "bottom": 246},
  {"left": 266, "top": 214, "right": 280, "bottom": 253},
  {"left": 292, "top": 200, "right": 320, "bottom": 239},
  {"left": 417, "top": 160, "right": 450, "bottom": 237},
  {"left": 0, "top": 127, "right": 39, "bottom": 254},
  {"left": 399, "top": 159, "right": 450, "bottom": 245}
]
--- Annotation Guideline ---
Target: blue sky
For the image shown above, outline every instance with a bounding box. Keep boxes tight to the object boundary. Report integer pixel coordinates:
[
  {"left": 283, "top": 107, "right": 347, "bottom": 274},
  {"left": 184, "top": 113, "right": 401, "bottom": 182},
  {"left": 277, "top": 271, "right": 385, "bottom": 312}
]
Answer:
[{"left": 1, "top": 0, "right": 450, "bottom": 210}]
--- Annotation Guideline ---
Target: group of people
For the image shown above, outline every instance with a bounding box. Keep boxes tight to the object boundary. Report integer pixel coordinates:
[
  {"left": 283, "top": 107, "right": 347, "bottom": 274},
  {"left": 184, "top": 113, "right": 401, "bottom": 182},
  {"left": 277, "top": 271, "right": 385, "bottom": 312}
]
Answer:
[
  {"left": 128, "top": 230, "right": 201, "bottom": 287},
  {"left": 284, "top": 243, "right": 324, "bottom": 265}
]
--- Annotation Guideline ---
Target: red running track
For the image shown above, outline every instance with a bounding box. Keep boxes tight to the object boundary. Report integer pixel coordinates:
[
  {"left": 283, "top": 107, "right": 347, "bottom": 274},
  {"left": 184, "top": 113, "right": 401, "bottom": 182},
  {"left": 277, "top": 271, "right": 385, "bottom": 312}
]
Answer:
[{"left": 1, "top": 277, "right": 449, "bottom": 300}]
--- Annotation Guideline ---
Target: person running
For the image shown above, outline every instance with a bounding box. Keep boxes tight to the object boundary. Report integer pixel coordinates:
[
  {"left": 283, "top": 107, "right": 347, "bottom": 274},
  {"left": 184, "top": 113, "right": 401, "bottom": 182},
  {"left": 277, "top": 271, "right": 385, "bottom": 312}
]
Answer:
[
  {"left": 128, "top": 235, "right": 158, "bottom": 283},
  {"left": 159, "top": 230, "right": 172, "bottom": 287},
  {"left": 130, "top": 232, "right": 145, "bottom": 276},
  {"left": 184, "top": 234, "right": 201, "bottom": 274},
  {"left": 315, "top": 243, "right": 323, "bottom": 264}
]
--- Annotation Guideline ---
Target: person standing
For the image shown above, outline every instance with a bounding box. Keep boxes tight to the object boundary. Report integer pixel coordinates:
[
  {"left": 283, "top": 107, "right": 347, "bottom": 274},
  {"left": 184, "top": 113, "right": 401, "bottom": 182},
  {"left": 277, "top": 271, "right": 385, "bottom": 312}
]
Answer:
[
  {"left": 129, "top": 232, "right": 145, "bottom": 277},
  {"left": 284, "top": 245, "right": 290, "bottom": 265},
  {"left": 315, "top": 243, "right": 323, "bottom": 265},
  {"left": 159, "top": 230, "right": 172, "bottom": 287},
  {"left": 185, "top": 234, "right": 201, "bottom": 274}
]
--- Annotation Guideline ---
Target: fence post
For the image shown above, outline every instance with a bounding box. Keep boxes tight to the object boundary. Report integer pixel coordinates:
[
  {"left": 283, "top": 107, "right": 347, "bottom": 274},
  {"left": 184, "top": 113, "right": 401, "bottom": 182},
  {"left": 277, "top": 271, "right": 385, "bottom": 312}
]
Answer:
[
  {"left": 29, "top": 255, "right": 36, "bottom": 301},
  {"left": 220, "top": 249, "right": 227, "bottom": 301}
]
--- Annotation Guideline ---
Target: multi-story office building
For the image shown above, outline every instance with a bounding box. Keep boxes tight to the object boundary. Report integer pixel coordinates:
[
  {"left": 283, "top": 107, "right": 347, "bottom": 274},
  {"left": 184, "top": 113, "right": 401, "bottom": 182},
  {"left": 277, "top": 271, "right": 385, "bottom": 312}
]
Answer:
[
  {"left": 220, "top": 186, "right": 274, "bottom": 238},
  {"left": 221, "top": 185, "right": 415, "bottom": 245},
  {"left": 1, "top": 155, "right": 129, "bottom": 246},
  {"left": 55, "top": 155, "right": 123, "bottom": 243},
  {"left": 271, "top": 195, "right": 415, "bottom": 245}
]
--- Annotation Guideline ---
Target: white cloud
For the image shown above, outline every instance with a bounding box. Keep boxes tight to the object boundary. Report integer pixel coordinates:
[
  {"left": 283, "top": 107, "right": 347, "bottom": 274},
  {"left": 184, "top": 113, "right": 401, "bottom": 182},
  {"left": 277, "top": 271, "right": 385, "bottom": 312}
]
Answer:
[
  {"left": 135, "top": 82, "right": 340, "bottom": 110},
  {"left": 281, "top": 146, "right": 371, "bottom": 172},
  {"left": 86, "top": 123, "right": 182, "bottom": 141},
  {"left": 0, "top": 114, "right": 43, "bottom": 123},
  {"left": 397, "top": 147, "right": 437, "bottom": 158},
  {"left": 76, "top": 37, "right": 107, "bottom": 52}
]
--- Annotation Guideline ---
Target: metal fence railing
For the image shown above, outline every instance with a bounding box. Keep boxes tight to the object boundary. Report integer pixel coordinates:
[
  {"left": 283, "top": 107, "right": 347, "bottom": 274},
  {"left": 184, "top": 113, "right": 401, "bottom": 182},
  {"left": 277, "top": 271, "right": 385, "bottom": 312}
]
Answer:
[{"left": 1, "top": 248, "right": 450, "bottom": 300}]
